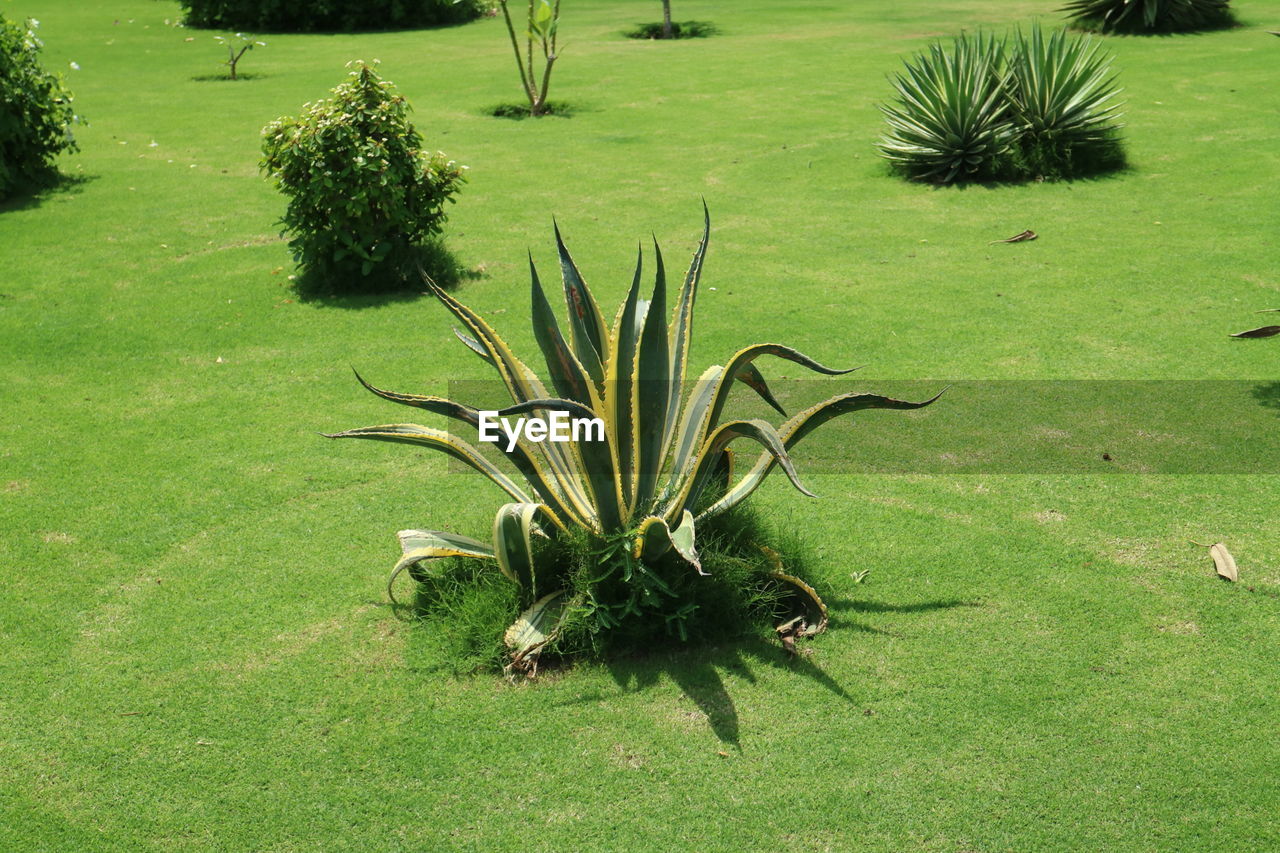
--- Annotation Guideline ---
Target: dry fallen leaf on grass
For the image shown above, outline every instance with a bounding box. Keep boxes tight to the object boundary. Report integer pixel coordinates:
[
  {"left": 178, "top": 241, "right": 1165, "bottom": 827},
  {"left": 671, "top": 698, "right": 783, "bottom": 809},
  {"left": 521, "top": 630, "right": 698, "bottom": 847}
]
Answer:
[
  {"left": 1209, "top": 542, "right": 1238, "bottom": 582},
  {"left": 988, "top": 229, "right": 1038, "bottom": 245},
  {"left": 1229, "top": 326, "right": 1280, "bottom": 339}
]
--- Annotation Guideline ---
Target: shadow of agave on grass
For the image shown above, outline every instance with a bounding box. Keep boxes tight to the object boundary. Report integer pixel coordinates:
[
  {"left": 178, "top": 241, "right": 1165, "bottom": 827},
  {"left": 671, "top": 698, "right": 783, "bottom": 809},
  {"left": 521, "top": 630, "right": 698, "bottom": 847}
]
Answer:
[
  {"left": 827, "top": 597, "right": 975, "bottom": 615},
  {"left": 823, "top": 598, "right": 977, "bottom": 641},
  {"left": 603, "top": 635, "right": 859, "bottom": 749},
  {"left": 1250, "top": 382, "right": 1280, "bottom": 414}
]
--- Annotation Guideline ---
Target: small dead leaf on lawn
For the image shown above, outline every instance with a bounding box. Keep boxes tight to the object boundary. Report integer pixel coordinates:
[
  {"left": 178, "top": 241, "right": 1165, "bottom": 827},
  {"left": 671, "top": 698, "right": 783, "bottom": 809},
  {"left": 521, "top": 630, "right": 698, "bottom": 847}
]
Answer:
[
  {"left": 1208, "top": 542, "right": 1238, "bottom": 582},
  {"left": 1230, "top": 326, "right": 1280, "bottom": 339},
  {"left": 988, "top": 229, "right": 1038, "bottom": 245}
]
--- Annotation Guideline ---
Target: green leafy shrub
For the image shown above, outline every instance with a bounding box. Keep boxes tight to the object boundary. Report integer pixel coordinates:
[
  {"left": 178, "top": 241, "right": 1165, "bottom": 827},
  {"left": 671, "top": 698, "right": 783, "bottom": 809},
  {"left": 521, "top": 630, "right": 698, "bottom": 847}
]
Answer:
[
  {"left": 0, "top": 14, "right": 82, "bottom": 200},
  {"left": 179, "top": 0, "right": 487, "bottom": 33},
  {"left": 260, "top": 62, "right": 466, "bottom": 291},
  {"left": 1062, "top": 0, "right": 1233, "bottom": 33},
  {"left": 326, "top": 209, "right": 939, "bottom": 672},
  {"left": 624, "top": 20, "right": 717, "bottom": 39},
  {"left": 879, "top": 25, "right": 1124, "bottom": 184},
  {"left": 415, "top": 503, "right": 806, "bottom": 671}
]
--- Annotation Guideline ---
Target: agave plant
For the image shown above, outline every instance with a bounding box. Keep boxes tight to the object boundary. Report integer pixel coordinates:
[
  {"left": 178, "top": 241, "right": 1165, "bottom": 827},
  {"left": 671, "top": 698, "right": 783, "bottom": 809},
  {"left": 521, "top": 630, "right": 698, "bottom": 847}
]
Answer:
[
  {"left": 1061, "top": 0, "right": 1233, "bottom": 33},
  {"left": 327, "top": 210, "right": 938, "bottom": 670},
  {"left": 879, "top": 31, "right": 1015, "bottom": 183},
  {"left": 1007, "top": 24, "right": 1123, "bottom": 153}
]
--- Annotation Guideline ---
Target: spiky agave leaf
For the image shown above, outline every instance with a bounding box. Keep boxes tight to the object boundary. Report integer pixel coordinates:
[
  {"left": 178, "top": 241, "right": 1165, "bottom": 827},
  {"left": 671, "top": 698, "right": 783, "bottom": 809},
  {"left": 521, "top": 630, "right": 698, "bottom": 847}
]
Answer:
[
  {"left": 1007, "top": 24, "right": 1123, "bottom": 150},
  {"left": 879, "top": 31, "right": 1015, "bottom": 183},
  {"left": 635, "top": 510, "right": 703, "bottom": 574},
  {"left": 387, "top": 529, "right": 497, "bottom": 604},
  {"left": 695, "top": 390, "right": 946, "bottom": 522},
  {"left": 493, "top": 502, "right": 556, "bottom": 601}
]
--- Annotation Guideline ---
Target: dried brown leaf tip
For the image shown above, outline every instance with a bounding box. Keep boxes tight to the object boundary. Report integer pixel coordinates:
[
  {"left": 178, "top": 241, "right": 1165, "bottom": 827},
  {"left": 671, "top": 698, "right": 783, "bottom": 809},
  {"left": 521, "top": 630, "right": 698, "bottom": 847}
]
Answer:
[{"left": 988, "top": 230, "right": 1038, "bottom": 244}]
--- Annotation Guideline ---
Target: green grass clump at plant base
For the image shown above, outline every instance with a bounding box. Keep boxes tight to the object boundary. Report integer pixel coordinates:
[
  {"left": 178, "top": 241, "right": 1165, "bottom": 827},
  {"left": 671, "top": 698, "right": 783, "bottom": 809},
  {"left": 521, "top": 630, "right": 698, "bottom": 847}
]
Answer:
[{"left": 2, "top": 0, "right": 1279, "bottom": 849}]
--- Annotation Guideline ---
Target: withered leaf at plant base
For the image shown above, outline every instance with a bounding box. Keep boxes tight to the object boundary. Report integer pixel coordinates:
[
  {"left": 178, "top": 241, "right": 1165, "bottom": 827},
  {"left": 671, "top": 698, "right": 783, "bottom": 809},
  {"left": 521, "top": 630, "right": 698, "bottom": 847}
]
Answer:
[{"left": 1209, "top": 542, "right": 1238, "bottom": 582}]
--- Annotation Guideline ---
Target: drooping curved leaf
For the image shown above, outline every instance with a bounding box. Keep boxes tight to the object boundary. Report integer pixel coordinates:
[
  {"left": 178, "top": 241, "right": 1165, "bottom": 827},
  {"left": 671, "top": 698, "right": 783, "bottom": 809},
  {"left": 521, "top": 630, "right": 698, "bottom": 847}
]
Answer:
[
  {"left": 493, "top": 502, "right": 554, "bottom": 600},
  {"left": 696, "top": 390, "right": 944, "bottom": 520},
  {"left": 505, "top": 589, "right": 575, "bottom": 671},
  {"left": 667, "top": 418, "right": 814, "bottom": 521},
  {"left": 386, "top": 529, "right": 496, "bottom": 604},
  {"left": 342, "top": 377, "right": 590, "bottom": 528},
  {"left": 666, "top": 345, "right": 858, "bottom": 498},
  {"left": 634, "top": 510, "right": 703, "bottom": 574},
  {"left": 324, "top": 423, "right": 537, "bottom": 507}
]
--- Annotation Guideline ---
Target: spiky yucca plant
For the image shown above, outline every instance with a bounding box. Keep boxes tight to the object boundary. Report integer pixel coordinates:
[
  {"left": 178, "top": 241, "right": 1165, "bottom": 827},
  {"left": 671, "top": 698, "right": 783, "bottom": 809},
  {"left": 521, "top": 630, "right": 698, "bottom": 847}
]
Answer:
[
  {"left": 879, "top": 26, "right": 1124, "bottom": 184},
  {"left": 1007, "top": 24, "right": 1124, "bottom": 172},
  {"left": 879, "top": 32, "right": 1015, "bottom": 183},
  {"left": 327, "top": 210, "right": 938, "bottom": 671},
  {"left": 1062, "top": 0, "right": 1232, "bottom": 33}
]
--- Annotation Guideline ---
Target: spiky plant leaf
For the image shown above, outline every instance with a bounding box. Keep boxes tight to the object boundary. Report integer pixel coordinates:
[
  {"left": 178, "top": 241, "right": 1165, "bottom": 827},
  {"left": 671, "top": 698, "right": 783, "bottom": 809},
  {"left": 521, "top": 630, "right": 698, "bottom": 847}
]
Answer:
[
  {"left": 388, "top": 530, "right": 496, "bottom": 603},
  {"left": 879, "top": 31, "right": 1015, "bottom": 183},
  {"left": 1007, "top": 24, "right": 1123, "bottom": 151},
  {"left": 635, "top": 510, "right": 702, "bottom": 573}
]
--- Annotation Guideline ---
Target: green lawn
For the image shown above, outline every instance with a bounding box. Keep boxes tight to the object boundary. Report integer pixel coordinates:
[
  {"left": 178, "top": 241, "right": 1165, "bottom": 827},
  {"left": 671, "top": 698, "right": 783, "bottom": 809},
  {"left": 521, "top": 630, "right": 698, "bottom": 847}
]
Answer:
[{"left": 2, "top": 0, "right": 1278, "bottom": 849}]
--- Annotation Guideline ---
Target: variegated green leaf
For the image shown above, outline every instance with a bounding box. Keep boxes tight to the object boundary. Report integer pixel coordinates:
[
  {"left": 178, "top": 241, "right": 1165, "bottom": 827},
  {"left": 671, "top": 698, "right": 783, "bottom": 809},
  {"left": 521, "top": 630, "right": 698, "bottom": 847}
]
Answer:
[
  {"left": 504, "top": 589, "right": 574, "bottom": 667},
  {"left": 635, "top": 515, "right": 673, "bottom": 562},
  {"left": 632, "top": 511, "right": 702, "bottom": 573},
  {"left": 666, "top": 344, "right": 857, "bottom": 499},
  {"left": 696, "top": 390, "right": 944, "bottom": 520},
  {"left": 555, "top": 223, "right": 608, "bottom": 386},
  {"left": 633, "top": 240, "right": 670, "bottom": 514},
  {"left": 324, "top": 424, "right": 536, "bottom": 507},
  {"left": 668, "top": 418, "right": 813, "bottom": 522},
  {"left": 494, "top": 502, "right": 554, "bottom": 601},
  {"left": 429, "top": 281, "right": 597, "bottom": 526},
  {"left": 605, "top": 246, "right": 644, "bottom": 510},
  {"left": 427, "top": 280, "right": 549, "bottom": 405},
  {"left": 529, "top": 255, "right": 594, "bottom": 404},
  {"left": 453, "top": 327, "right": 495, "bottom": 366},
  {"left": 663, "top": 203, "right": 710, "bottom": 457},
  {"left": 386, "top": 529, "right": 496, "bottom": 604}
]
